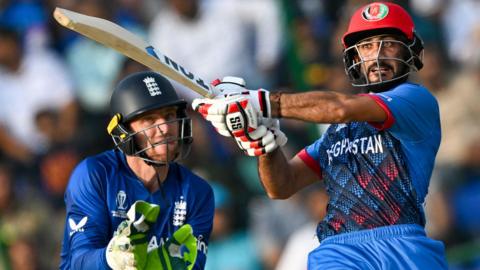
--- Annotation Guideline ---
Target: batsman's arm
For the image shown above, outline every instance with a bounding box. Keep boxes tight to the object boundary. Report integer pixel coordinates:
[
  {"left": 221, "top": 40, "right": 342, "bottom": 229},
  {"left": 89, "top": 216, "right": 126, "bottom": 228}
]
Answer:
[
  {"left": 258, "top": 149, "right": 320, "bottom": 199},
  {"left": 270, "top": 91, "right": 387, "bottom": 124}
]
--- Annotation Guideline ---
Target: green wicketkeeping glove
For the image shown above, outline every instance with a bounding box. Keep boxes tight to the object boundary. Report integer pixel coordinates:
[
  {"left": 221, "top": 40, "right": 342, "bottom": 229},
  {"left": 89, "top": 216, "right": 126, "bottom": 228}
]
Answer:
[
  {"left": 106, "top": 201, "right": 160, "bottom": 270},
  {"left": 145, "top": 224, "right": 198, "bottom": 270}
]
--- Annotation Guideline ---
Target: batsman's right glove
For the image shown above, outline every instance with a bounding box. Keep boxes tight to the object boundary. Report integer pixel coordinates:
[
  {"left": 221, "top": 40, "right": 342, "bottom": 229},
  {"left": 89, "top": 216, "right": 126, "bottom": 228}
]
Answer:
[
  {"left": 192, "top": 76, "right": 274, "bottom": 140},
  {"left": 234, "top": 120, "right": 288, "bottom": 156}
]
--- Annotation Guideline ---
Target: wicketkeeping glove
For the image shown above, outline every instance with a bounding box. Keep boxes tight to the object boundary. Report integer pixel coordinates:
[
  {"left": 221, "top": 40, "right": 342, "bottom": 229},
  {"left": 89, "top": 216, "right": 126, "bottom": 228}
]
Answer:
[
  {"left": 145, "top": 224, "right": 197, "bottom": 270},
  {"left": 192, "top": 76, "right": 273, "bottom": 139},
  {"left": 106, "top": 201, "right": 160, "bottom": 270}
]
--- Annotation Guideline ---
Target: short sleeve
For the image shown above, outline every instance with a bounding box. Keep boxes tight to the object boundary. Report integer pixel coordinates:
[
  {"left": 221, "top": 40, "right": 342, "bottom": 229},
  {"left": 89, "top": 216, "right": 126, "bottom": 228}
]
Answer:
[
  {"left": 366, "top": 84, "right": 440, "bottom": 142},
  {"left": 296, "top": 135, "right": 325, "bottom": 178}
]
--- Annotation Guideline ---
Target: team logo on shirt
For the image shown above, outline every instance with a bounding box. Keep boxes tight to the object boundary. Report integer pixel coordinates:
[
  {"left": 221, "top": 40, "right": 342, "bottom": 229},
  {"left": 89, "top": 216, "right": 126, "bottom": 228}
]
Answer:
[
  {"left": 172, "top": 196, "right": 187, "bottom": 226},
  {"left": 112, "top": 190, "right": 128, "bottom": 218},
  {"left": 69, "top": 216, "right": 88, "bottom": 236}
]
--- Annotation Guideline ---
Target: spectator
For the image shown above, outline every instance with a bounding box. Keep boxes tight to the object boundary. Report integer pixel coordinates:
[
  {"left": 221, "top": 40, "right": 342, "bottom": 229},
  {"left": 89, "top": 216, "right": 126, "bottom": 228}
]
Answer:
[
  {"left": 435, "top": 63, "right": 480, "bottom": 165},
  {"left": 205, "top": 182, "right": 262, "bottom": 270},
  {"left": 276, "top": 184, "right": 328, "bottom": 270},
  {"left": 441, "top": 0, "right": 480, "bottom": 66},
  {"left": 148, "top": 0, "right": 283, "bottom": 101},
  {"left": 65, "top": 0, "right": 128, "bottom": 114},
  {"left": 0, "top": 162, "right": 59, "bottom": 269},
  {"left": 248, "top": 194, "right": 310, "bottom": 269},
  {"left": 0, "top": 26, "right": 77, "bottom": 167}
]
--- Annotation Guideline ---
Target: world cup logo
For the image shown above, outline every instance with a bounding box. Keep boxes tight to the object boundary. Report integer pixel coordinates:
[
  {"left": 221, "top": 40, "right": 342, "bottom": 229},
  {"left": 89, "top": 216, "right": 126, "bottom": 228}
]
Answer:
[{"left": 116, "top": 190, "right": 127, "bottom": 210}]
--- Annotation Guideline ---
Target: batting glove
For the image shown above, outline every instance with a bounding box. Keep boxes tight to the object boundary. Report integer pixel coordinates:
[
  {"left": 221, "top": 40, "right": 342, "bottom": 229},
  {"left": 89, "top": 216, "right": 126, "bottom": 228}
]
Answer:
[
  {"left": 106, "top": 201, "right": 160, "bottom": 270},
  {"left": 234, "top": 120, "right": 288, "bottom": 156},
  {"left": 145, "top": 224, "right": 197, "bottom": 270},
  {"left": 192, "top": 76, "right": 273, "bottom": 139}
]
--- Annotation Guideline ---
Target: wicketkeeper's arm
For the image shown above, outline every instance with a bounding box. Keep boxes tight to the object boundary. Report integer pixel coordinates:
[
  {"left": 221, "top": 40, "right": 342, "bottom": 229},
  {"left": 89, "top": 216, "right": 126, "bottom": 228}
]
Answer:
[{"left": 61, "top": 160, "right": 116, "bottom": 270}]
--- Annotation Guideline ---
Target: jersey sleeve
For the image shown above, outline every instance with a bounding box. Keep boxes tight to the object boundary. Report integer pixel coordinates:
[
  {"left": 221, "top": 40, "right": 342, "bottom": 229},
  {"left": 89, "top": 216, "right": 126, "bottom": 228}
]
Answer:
[
  {"left": 296, "top": 135, "right": 325, "bottom": 178},
  {"left": 60, "top": 158, "right": 111, "bottom": 270},
  {"left": 366, "top": 84, "right": 440, "bottom": 142},
  {"left": 185, "top": 177, "right": 215, "bottom": 270}
]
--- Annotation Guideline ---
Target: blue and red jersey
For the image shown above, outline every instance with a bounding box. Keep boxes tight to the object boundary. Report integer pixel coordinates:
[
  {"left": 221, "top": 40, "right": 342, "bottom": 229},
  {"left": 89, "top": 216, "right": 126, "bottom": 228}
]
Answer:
[
  {"left": 298, "top": 82, "right": 441, "bottom": 242},
  {"left": 60, "top": 150, "right": 214, "bottom": 270}
]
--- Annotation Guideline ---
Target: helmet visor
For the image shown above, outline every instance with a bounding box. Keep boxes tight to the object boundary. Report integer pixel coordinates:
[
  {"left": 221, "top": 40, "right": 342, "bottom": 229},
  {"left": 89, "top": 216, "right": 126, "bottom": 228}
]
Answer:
[{"left": 112, "top": 117, "right": 192, "bottom": 164}]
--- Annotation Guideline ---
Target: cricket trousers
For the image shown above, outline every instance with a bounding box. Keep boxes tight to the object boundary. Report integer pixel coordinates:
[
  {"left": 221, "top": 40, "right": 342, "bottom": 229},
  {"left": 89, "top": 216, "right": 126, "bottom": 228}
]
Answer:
[{"left": 307, "top": 224, "right": 448, "bottom": 270}]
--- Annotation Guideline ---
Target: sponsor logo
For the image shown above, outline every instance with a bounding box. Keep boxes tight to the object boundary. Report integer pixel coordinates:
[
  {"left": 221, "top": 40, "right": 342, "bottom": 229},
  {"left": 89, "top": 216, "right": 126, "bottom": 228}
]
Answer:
[
  {"left": 377, "top": 93, "right": 393, "bottom": 102},
  {"left": 69, "top": 216, "right": 88, "bottom": 236},
  {"left": 326, "top": 134, "right": 384, "bottom": 165},
  {"left": 147, "top": 236, "right": 165, "bottom": 252},
  {"left": 362, "top": 3, "right": 389, "bottom": 21},
  {"left": 145, "top": 48, "right": 210, "bottom": 91},
  {"left": 226, "top": 113, "right": 245, "bottom": 132},
  {"left": 172, "top": 197, "right": 187, "bottom": 226},
  {"left": 197, "top": 234, "right": 208, "bottom": 254},
  {"left": 147, "top": 235, "right": 208, "bottom": 254},
  {"left": 143, "top": 76, "right": 162, "bottom": 96},
  {"left": 335, "top": 123, "right": 347, "bottom": 132}
]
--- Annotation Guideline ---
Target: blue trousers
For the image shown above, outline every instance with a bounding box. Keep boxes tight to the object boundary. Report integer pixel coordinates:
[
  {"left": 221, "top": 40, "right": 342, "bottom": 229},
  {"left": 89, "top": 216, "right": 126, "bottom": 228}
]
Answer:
[{"left": 308, "top": 224, "right": 447, "bottom": 270}]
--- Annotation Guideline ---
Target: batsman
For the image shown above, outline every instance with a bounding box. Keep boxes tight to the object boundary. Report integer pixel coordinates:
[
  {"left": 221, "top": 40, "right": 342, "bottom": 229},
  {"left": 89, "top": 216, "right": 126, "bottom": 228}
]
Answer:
[
  {"left": 60, "top": 71, "right": 214, "bottom": 270},
  {"left": 194, "top": 2, "right": 448, "bottom": 269}
]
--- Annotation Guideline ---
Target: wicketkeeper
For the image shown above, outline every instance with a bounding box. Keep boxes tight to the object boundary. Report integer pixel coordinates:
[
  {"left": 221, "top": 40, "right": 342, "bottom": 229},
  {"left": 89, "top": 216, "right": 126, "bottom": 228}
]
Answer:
[{"left": 60, "top": 71, "right": 214, "bottom": 270}]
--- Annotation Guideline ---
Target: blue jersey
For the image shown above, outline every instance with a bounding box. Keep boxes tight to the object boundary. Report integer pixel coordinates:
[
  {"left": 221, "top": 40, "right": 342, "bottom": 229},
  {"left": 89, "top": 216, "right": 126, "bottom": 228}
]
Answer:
[
  {"left": 298, "top": 82, "right": 441, "bottom": 242},
  {"left": 60, "top": 150, "right": 215, "bottom": 270}
]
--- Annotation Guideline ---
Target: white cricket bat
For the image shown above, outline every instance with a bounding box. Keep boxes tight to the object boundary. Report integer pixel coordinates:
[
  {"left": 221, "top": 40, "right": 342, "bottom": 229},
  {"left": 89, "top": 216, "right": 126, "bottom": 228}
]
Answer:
[{"left": 53, "top": 7, "right": 217, "bottom": 98}]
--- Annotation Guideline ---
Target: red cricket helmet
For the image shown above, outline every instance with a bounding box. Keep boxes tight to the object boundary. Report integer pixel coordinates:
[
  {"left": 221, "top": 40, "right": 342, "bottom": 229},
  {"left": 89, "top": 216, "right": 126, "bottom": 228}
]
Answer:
[
  {"left": 342, "top": 2, "right": 415, "bottom": 48},
  {"left": 342, "top": 2, "right": 424, "bottom": 91}
]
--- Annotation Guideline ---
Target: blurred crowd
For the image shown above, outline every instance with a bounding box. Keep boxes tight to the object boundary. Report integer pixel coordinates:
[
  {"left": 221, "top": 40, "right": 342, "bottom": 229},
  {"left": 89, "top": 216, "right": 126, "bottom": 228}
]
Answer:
[{"left": 0, "top": 0, "right": 479, "bottom": 269}]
